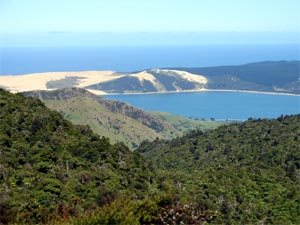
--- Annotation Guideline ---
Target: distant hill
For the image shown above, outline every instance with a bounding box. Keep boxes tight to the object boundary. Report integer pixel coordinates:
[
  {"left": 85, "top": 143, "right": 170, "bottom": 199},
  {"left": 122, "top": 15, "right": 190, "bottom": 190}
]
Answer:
[
  {"left": 1, "top": 61, "right": 298, "bottom": 94},
  {"left": 23, "top": 88, "right": 224, "bottom": 149},
  {"left": 169, "top": 61, "right": 300, "bottom": 93},
  {"left": 87, "top": 69, "right": 208, "bottom": 93},
  {"left": 137, "top": 114, "right": 300, "bottom": 224},
  {"left": 87, "top": 61, "right": 300, "bottom": 94}
]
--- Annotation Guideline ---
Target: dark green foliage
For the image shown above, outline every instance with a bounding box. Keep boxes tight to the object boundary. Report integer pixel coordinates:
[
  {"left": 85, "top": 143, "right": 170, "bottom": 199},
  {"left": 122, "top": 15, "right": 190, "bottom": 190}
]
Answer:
[
  {"left": 171, "top": 61, "right": 299, "bottom": 86},
  {"left": 137, "top": 114, "right": 300, "bottom": 224},
  {"left": 0, "top": 89, "right": 154, "bottom": 224}
]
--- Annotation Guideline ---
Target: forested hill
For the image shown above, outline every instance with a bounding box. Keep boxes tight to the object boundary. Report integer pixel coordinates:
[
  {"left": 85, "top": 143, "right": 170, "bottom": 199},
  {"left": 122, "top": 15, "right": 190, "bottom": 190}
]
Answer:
[
  {"left": 137, "top": 114, "right": 300, "bottom": 224},
  {"left": 0, "top": 89, "right": 155, "bottom": 224}
]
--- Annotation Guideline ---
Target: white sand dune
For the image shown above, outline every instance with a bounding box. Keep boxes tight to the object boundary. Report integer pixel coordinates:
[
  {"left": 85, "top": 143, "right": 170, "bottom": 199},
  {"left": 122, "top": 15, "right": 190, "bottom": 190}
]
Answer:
[
  {"left": 155, "top": 69, "right": 208, "bottom": 84},
  {"left": 129, "top": 71, "right": 166, "bottom": 91},
  {"left": 129, "top": 71, "right": 157, "bottom": 83},
  {"left": 0, "top": 71, "right": 118, "bottom": 93}
]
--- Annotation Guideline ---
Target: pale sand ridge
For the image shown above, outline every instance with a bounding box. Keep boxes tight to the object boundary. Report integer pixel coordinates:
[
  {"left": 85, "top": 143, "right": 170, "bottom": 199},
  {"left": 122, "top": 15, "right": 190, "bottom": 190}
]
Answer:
[
  {"left": 129, "top": 71, "right": 166, "bottom": 91},
  {"left": 156, "top": 69, "right": 208, "bottom": 84},
  {"left": 129, "top": 71, "right": 157, "bottom": 83},
  {"left": 1, "top": 70, "right": 297, "bottom": 96},
  {"left": 0, "top": 71, "right": 117, "bottom": 93}
]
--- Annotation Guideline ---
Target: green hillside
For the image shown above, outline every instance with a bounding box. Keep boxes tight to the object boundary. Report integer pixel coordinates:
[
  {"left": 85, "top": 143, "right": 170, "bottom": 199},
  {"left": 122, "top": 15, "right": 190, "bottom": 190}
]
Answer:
[
  {"left": 23, "top": 88, "right": 181, "bottom": 149},
  {"left": 44, "top": 97, "right": 177, "bottom": 149},
  {"left": 137, "top": 115, "right": 300, "bottom": 224}
]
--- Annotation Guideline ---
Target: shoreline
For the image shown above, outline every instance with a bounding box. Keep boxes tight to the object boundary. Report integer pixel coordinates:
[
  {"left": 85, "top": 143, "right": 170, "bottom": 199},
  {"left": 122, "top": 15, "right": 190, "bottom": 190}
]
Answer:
[{"left": 97, "top": 89, "right": 300, "bottom": 97}]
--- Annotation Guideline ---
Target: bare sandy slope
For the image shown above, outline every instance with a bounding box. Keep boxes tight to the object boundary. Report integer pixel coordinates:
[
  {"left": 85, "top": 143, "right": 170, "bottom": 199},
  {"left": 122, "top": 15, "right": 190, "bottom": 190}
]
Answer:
[
  {"left": 156, "top": 69, "right": 208, "bottom": 84},
  {"left": 0, "top": 71, "right": 118, "bottom": 93},
  {"left": 129, "top": 71, "right": 166, "bottom": 91}
]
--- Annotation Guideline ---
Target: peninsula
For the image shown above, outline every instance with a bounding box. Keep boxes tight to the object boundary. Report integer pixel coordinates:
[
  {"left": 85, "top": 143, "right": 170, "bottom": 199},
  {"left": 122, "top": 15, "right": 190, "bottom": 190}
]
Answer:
[{"left": 0, "top": 61, "right": 299, "bottom": 95}]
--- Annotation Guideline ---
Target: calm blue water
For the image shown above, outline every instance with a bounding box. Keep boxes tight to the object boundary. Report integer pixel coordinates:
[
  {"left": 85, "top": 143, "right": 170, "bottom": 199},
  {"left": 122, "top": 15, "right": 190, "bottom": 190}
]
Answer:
[
  {"left": 104, "top": 92, "right": 300, "bottom": 121},
  {"left": 0, "top": 44, "right": 299, "bottom": 75}
]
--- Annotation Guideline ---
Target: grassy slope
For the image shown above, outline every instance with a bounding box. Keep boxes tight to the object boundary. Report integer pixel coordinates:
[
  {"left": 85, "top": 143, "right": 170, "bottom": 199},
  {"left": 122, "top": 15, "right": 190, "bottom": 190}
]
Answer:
[
  {"left": 44, "top": 98, "right": 226, "bottom": 149},
  {"left": 44, "top": 96, "right": 177, "bottom": 148},
  {"left": 23, "top": 88, "right": 184, "bottom": 149},
  {"left": 25, "top": 88, "right": 225, "bottom": 149},
  {"left": 150, "top": 111, "right": 227, "bottom": 133}
]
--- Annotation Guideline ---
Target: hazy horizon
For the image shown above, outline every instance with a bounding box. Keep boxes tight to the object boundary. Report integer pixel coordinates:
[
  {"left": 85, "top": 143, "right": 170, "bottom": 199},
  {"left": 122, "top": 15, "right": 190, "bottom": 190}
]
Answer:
[
  {"left": 1, "top": 0, "right": 299, "bottom": 47},
  {"left": 1, "top": 31, "right": 299, "bottom": 47}
]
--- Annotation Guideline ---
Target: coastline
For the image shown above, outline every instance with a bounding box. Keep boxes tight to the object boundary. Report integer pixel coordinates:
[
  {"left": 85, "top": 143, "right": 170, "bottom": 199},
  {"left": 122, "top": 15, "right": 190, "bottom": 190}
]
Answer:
[{"left": 97, "top": 89, "right": 300, "bottom": 97}]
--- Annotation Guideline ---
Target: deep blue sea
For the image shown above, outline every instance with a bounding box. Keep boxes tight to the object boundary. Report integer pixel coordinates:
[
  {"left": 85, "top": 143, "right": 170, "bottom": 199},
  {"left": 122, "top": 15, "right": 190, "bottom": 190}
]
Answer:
[
  {"left": 0, "top": 44, "right": 299, "bottom": 75},
  {"left": 1, "top": 44, "right": 299, "bottom": 120},
  {"left": 104, "top": 92, "right": 300, "bottom": 121}
]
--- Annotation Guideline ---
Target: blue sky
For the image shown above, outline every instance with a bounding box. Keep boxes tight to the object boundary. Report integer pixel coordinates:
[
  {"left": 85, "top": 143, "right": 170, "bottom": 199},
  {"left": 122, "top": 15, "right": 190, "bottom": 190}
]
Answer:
[{"left": 0, "top": 0, "right": 299, "bottom": 46}]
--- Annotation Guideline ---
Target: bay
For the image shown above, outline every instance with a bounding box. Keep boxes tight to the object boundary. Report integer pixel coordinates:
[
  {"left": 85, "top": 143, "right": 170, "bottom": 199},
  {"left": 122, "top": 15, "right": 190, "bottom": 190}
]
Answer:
[{"left": 103, "top": 91, "right": 300, "bottom": 121}]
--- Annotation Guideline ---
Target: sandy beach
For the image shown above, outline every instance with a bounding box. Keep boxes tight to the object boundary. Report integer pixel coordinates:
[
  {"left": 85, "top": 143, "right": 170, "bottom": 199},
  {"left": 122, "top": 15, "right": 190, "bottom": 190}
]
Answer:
[{"left": 99, "top": 88, "right": 300, "bottom": 97}]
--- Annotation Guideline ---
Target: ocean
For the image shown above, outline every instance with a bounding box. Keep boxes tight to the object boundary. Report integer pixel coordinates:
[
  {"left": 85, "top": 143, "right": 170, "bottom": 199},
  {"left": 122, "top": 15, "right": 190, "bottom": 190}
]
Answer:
[
  {"left": 0, "top": 44, "right": 298, "bottom": 75},
  {"left": 1, "top": 44, "right": 299, "bottom": 120},
  {"left": 104, "top": 91, "right": 300, "bottom": 121}
]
